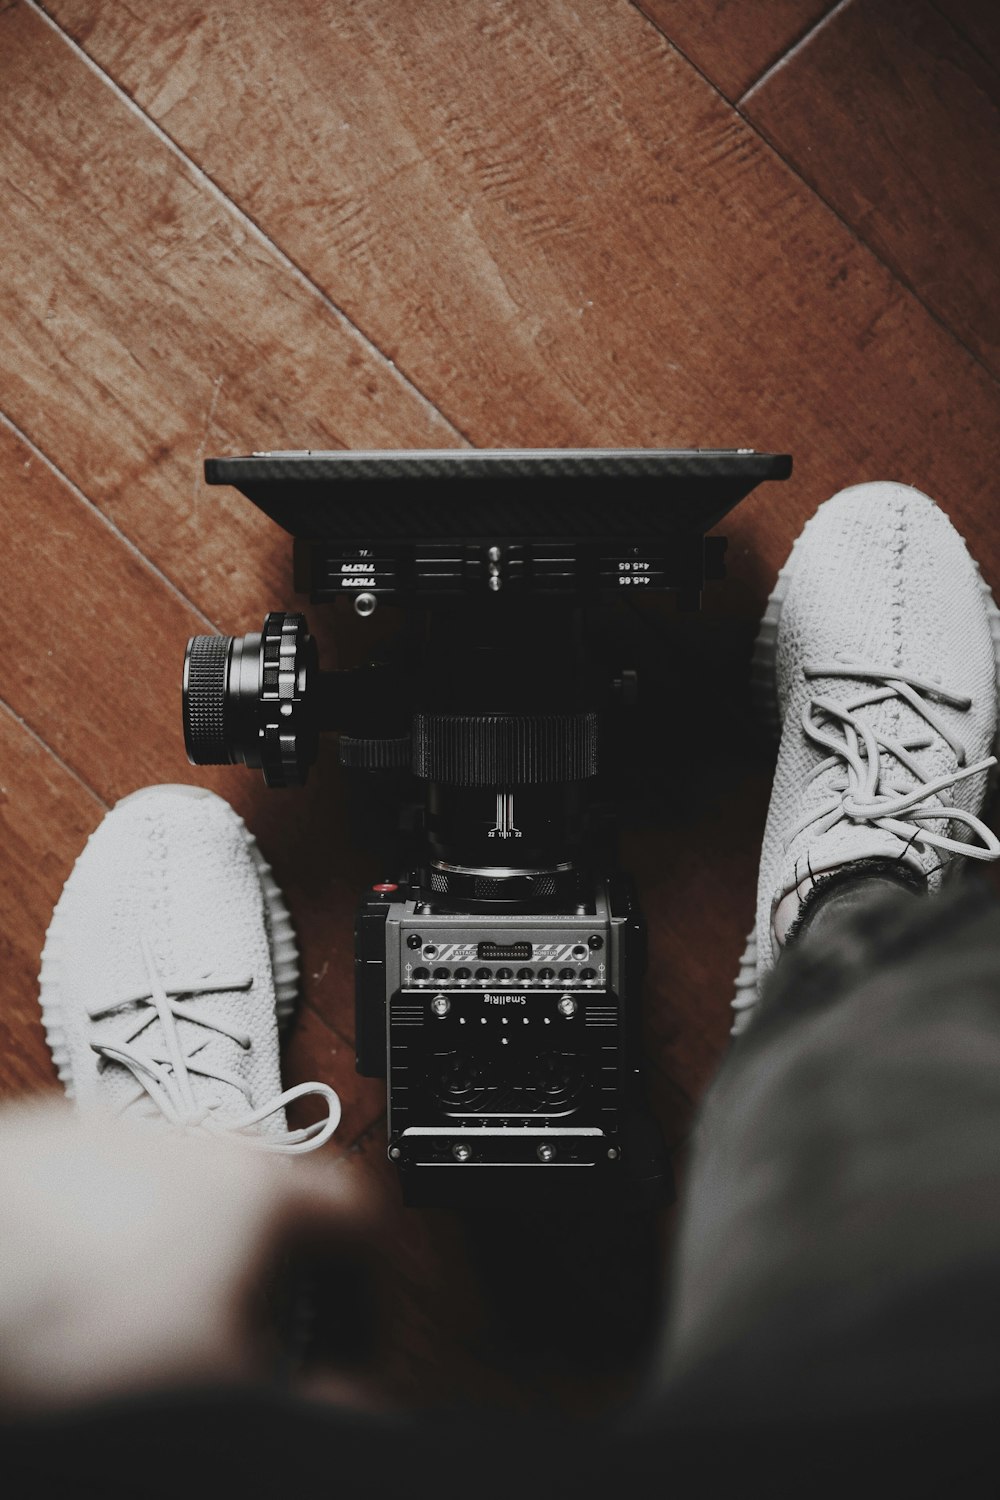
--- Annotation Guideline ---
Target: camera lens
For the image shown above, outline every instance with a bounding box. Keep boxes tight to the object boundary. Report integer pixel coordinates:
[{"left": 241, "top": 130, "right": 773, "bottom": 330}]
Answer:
[
  {"left": 412, "top": 612, "right": 599, "bottom": 908},
  {"left": 182, "top": 614, "right": 319, "bottom": 787},
  {"left": 182, "top": 615, "right": 316, "bottom": 792}
]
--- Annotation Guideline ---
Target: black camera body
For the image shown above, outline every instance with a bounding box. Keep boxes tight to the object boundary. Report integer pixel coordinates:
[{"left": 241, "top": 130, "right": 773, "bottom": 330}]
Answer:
[
  {"left": 356, "top": 873, "right": 650, "bottom": 1203},
  {"left": 182, "top": 449, "right": 791, "bottom": 1206}
]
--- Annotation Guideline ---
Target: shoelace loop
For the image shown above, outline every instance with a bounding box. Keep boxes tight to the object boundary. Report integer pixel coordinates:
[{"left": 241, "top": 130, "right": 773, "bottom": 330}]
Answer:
[
  {"left": 786, "top": 657, "right": 1000, "bottom": 863},
  {"left": 89, "top": 937, "right": 340, "bottom": 1154}
]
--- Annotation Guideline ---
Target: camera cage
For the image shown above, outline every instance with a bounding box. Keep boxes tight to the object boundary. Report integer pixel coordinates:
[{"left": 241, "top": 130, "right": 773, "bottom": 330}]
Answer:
[{"left": 187, "top": 449, "right": 791, "bottom": 1203}]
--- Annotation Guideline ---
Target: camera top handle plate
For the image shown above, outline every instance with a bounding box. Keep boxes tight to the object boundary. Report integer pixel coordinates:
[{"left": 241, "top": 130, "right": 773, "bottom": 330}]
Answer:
[{"left": 204, "top": 448, "right": 792, "bottom": 543}]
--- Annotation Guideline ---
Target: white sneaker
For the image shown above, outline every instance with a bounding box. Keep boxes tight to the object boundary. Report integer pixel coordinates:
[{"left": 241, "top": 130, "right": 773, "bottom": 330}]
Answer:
[
  {"left": 39, "top": 785, "right": 341, "bottom": 1151},
  {"left": 732, "top": 482, "right": 1000, "bottom": 1035}
]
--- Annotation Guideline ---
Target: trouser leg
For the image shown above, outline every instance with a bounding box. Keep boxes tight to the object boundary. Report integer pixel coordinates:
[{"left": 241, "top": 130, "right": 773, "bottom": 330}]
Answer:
[{"left": 622, "top": 874, "right": 1000, "bottom": 1490}]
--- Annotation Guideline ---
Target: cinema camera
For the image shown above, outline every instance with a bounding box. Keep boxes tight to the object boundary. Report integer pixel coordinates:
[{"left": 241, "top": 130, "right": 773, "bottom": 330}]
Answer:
[{"left": 182, "top": 450, "right": 790, "bottom": 1205}]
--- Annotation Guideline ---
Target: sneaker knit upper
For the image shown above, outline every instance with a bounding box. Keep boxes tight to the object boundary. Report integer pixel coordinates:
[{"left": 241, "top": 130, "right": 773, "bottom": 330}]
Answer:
[
  {"left": 755, "top": 482, "right": 999, "bottom": 992},
  {"left": 41, "top": 788, "right": 305, "bottom": 1141}
]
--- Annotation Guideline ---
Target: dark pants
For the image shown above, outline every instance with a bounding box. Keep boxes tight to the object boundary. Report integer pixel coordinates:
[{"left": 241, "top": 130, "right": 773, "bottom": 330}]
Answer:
[
  {"left": 627, "top": 870, "right": 1000, "bottom": 1493},
  {"left": 8, "top": 877, "right": 1000, "bottom": 1496}
]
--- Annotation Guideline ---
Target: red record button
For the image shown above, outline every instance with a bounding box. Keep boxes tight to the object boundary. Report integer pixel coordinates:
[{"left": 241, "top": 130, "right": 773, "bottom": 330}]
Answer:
[{"left": 372, "top": 882, "right": 398, "bottom": 894}]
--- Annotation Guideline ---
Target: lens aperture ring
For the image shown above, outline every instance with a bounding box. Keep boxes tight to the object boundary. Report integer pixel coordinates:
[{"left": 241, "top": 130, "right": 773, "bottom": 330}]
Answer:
[{"left": 258, "top": 612, "right": 317, "bottom": 787}]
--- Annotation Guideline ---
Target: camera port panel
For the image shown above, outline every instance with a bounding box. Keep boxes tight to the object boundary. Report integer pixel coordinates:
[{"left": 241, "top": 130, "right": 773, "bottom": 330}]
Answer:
[
  {"left": 398, "top": 923, "right": 615, "bottom": 992},
  {"left": 477, "top": 940, "right": 532, "bottom": 962}
]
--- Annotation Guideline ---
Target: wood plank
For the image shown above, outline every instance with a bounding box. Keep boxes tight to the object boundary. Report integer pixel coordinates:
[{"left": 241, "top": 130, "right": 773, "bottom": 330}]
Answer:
[
  {"left": 31, "top": 0, "right": 1000, "bottom": 591},
  {"left": 0, "top": 1, "right": 459, "bottom": 633},
  {"left": 11, "top": 0, "right": 1000, "bottom": 1127},
  {"left": 936, "top": 0, "right": 1000, "bottom": 72},
  {"left": 0, "top": 421, "right": 370, "bottom": 1084},
  {"left": 744, "top": 0, "right": 1000, "bottom": 376},
  {"left": 633, "top": 0, "right": 831, "bottom": 99},
  {"left": 0, "top": 706, "right": 104, "bottom": 1097},
  {"left": 282, "top": 1006, "right": 386, "bottom": 1146}
]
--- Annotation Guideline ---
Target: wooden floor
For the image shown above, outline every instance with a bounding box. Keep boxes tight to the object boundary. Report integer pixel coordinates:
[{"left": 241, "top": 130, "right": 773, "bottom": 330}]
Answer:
[{"left": 2, "top": 0, "right": 999, "bottom": 1413}]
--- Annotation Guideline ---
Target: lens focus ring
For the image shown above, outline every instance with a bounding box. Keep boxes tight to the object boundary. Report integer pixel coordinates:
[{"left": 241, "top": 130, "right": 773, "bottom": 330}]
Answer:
[
  {"left": 183, "top": 635, "right": 232, "bottom": 764},
  {"left": 413, "top": 711, "right": 598, "bottom": 786}
]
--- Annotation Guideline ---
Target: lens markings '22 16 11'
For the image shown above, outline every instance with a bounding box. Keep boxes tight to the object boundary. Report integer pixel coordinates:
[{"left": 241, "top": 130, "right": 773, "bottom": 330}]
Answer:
[{"left": 488, "top": 793, "right": 522, "bottom": 838}]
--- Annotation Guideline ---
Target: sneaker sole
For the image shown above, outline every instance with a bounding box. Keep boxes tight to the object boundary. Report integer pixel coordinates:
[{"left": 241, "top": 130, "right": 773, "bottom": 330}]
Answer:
[
  {"left": 730, "top": 534, "right": 1000, "bottom": 1034},
  {"left": 38, "top": 785, "right": 300, "bottom": 1096}
]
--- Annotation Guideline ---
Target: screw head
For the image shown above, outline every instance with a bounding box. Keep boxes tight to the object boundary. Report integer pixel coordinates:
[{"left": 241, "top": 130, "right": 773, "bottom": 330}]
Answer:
[
  {"left": 452, "top": 1143, "right": 471, "bottom": 1162},
  {"left": 431, "top": 994, "right": 450, "bottom": 1017},
  {"left": 537, "top": 1143, "right": 556, "bottom": 1163},
  {"left": 607, "top": 1147, "right": 619, "bottom": 1160},
  {"left": 557, "top": 994, "right": 577, "bottom": 1018},
  {"left": 389, "top": 1146, "right": 402, "bottom": 1161},
  {"left": 354, "top": 591, "right": 377, "bottom": 618}
]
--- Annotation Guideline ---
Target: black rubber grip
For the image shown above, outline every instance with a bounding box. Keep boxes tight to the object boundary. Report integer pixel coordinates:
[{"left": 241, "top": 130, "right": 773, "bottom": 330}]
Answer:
[
  {"left": 183, "top": 635, "right": 231, "bottom": 764},
  {"left": 339, "top": 734, "right": 413, "bottom": 773}
]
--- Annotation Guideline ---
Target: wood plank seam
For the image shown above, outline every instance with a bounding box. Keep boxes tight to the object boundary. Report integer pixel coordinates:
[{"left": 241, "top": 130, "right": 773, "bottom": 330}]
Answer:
[
  {"left": 629, "top": 0, "right": 848, "bottom": 104},
  {"left": 28, "top": 0, "right": 471, "bottom": 450},
  {"left": 625, "top": 1, "right": 731, "bottom": 96},
  {"left": 630, "top": 0, "right": 1000, "bottom": 389},
  {"left": 737, "top": 0, "right": 854, "bottom": 106},
  {"left": 0, "top": 409, "right": 219, "bottom": 635},
  {"left": 0, "top": 697, "right": 108, "bottom": 813},
  {"left": 738, "top": 17, "right": 1000, "bottom": 390}
]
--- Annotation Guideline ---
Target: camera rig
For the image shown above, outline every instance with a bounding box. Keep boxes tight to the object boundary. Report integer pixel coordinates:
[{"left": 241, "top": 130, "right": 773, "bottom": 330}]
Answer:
[{"left": 182, "top": 449, "right": 791, "bottom": 1205}]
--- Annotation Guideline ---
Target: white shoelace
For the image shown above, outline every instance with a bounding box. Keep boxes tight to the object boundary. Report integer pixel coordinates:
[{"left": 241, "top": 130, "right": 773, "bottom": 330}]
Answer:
[
  {"left": 785, "top": 658, "right": 1000, "bottom": 865},
  {"left": 89, "top": 935, "right": 341, "bottom": 1154},
  {"left": 732, "top": 657, "right": 1000, "bottom": 1036}
]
